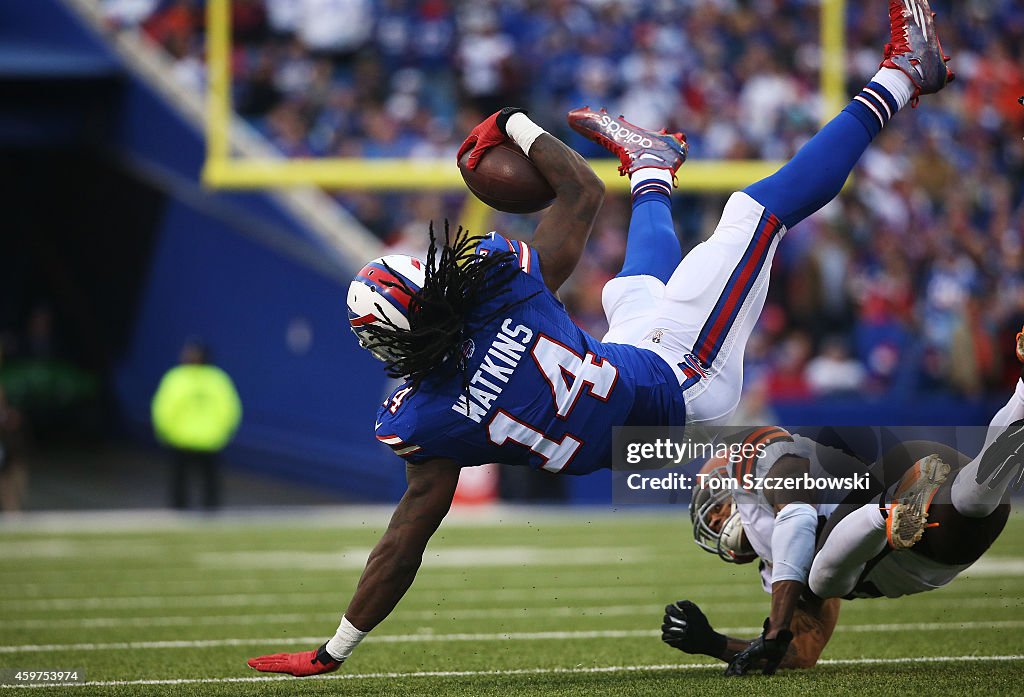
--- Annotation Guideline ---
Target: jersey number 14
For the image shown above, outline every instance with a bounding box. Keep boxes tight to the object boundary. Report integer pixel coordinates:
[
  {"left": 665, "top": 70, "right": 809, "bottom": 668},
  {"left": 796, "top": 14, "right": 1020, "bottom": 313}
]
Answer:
[{"left": 487, "top": 336, "right": 618, "bottom": 473}]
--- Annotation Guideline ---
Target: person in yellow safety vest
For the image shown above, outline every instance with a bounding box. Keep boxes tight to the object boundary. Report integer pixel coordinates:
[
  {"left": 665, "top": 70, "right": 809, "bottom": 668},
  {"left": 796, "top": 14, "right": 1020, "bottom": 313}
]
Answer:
[{"left": 151, "top": 339, "right": 241, "bottom": 510}]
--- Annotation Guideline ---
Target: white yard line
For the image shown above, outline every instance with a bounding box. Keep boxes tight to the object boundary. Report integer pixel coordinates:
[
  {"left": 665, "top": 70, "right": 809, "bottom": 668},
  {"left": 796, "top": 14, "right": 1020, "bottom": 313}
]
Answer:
[
  {"left": 0, "top": 579, "right": 672, "bottom": 600},
  {"left": 2, "top": 572, "right": 1021, "bottom": 603},
  {"left": 2, "top": 581, "right": 745, "bottom": 612},
  {"left": 4, "top": 622, "right": 1024, "bottom": 654},
  {"left": 1, "top": 655, "right": 1022, "bottom": 689},
  {"left": 0, "top": 586, "right": 662, "bottom": 612},
  {"left": 0, "top": 540, "right": 164, "bottom": 559},
  {"left": 193, "top": 546, "right": 653, "bottom": 570},
  {"left": 3, "top": 605, "right": 656, "bottom": 630},
  {"left": 4, "top": 601, "right": 1023, "bottom": 631},
  {"left": 4, "top": 588, "right": 1019, "bottom": 614},
  {"left": 962, "top": 557, "right": 1024, "bottom": 577},
  {"left": 0, "top": 505, "right": 667, "bottom": 533}
]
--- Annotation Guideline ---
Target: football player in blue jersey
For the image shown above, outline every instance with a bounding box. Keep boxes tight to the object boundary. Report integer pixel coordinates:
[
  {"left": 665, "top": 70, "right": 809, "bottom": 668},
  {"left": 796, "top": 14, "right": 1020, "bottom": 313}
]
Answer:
[{"left": 249, "top": 0, "right": 953, "bottom": 675}]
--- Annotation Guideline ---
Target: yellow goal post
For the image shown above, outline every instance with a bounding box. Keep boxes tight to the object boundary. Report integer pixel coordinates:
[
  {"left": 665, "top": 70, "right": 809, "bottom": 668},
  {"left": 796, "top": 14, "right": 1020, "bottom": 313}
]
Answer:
[{"left": 202, "top": 0, "right": 846, "bottom": 205}]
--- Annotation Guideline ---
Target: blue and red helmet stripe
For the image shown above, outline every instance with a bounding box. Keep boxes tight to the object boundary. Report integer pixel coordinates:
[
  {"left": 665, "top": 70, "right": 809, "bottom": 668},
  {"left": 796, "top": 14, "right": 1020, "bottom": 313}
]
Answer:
[{"left": 355, "top": 262, "right": 422, "bottom": 315}]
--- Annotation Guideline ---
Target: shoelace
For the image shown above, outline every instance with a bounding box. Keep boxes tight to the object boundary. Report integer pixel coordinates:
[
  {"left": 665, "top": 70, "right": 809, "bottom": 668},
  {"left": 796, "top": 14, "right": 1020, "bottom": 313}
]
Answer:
[{"left": 887, "top": 1, "right": 912, "bottom": 55}]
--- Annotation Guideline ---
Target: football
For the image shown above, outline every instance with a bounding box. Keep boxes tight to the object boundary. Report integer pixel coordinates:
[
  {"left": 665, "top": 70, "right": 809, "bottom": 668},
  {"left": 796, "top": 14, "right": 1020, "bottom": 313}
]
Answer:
[{"left": 458, "top": 141, "right": 556, "bottom": 214}]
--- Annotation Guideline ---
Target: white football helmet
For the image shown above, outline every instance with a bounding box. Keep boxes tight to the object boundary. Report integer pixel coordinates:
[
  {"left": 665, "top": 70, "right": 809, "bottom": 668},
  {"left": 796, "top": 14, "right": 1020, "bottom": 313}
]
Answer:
[
  {"left": 690, "top": 457, "right": 757, "bottom": 564},
  {"left": 347, "top": 254, "right": 426, "bottom": 363}
]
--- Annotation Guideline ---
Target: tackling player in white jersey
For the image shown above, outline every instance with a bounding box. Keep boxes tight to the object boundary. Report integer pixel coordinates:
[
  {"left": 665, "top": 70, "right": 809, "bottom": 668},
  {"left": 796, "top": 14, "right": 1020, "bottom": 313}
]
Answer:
[{"left": 662, "top": 330, "right": 1024, "bottom": 675}]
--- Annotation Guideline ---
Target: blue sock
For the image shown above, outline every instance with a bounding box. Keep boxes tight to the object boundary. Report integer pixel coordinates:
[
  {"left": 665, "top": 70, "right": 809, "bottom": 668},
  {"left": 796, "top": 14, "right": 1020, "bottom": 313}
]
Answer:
[
  {"left": 618, "top": 178, "right": 680, "bottom": 283},
  {"left": 744, "top": 82, "right": 901, "bottom": 229}
]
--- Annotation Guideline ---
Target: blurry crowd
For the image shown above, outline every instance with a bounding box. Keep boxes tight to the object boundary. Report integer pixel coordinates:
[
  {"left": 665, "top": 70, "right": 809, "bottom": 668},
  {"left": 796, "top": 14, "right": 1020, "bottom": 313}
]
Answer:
[{"left": 105, "top": 0, "right": 1024, "bottom": 402}]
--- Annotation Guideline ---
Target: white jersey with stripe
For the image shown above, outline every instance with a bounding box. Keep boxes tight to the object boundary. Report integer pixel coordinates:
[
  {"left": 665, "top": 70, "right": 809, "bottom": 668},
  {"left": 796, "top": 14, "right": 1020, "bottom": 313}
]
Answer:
[
  {"left": 731, "top": 429, "right": 868, "bottom": 593},
  {"left": 851, "top": 552, "right": 970, "bottom": 599}
]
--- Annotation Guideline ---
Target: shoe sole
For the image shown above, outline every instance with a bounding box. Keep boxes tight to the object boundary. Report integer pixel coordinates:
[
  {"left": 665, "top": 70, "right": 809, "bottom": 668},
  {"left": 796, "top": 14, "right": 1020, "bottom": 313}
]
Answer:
[{"left": 887, "top": 454, "right": 950, "bottom": 550}]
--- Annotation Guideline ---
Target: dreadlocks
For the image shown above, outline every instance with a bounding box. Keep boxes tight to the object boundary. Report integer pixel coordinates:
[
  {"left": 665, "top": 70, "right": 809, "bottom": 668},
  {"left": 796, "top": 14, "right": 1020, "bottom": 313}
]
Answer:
[{"left": 359, "top": 221, "right": 537, "bottom": 389}]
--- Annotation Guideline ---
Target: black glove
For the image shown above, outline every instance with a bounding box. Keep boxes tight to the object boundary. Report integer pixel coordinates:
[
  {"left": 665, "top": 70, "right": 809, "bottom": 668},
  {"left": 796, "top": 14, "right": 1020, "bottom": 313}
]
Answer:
[
  {"left": 661, "top": 600, "right": 727, "bottom": 657},
  {"left": 724, "top": 618, "right": 793, "bottom": 677}
]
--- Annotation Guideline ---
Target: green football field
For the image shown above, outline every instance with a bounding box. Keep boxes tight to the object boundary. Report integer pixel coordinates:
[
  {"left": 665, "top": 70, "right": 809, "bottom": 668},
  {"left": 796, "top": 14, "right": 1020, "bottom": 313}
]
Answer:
[{"left": 1, "top": 508, "right": 1022, "bottom": 696}]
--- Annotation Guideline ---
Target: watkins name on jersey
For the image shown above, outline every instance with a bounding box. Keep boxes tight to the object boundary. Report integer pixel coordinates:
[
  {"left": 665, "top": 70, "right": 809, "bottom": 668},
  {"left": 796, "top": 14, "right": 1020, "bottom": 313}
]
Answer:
[{"left": 452, "top": 318, "right": 534, "bottom": 423}]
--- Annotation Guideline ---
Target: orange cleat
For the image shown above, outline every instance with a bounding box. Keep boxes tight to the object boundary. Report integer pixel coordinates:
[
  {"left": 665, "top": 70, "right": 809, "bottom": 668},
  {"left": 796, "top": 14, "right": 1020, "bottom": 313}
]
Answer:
[{"left": 885, "top": 454, "right": 949, "bottom": 550}]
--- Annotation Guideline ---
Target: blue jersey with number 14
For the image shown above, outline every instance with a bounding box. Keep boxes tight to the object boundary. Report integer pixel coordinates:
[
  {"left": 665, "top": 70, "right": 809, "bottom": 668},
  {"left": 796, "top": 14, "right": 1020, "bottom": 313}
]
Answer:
[{"left": 374, "top": 233, "right": 686, "bottom": 474}]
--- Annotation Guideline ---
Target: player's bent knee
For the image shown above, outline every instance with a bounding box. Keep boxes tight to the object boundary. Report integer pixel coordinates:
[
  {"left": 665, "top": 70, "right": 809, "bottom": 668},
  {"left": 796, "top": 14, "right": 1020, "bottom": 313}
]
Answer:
[
  {"left": 950, "top": 488, "right": 1002, "bottom": 519},
  {"left": 807, "top": 566, "right": 854, "bottom": 600},
  {"left": 953, "top": 501, "right": 999, "bottom": 519}
]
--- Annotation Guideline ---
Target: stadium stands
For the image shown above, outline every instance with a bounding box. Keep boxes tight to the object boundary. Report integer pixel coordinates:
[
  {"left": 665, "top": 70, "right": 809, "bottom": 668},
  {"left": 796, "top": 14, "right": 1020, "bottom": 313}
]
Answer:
[{"left": 114, "top": 0, "right": 1024, "bottom": 408}]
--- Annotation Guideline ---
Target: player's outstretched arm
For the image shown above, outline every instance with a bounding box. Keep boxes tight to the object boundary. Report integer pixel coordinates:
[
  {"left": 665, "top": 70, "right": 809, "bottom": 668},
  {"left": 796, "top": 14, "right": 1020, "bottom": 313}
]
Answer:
[
  {"left": 781, "top": 598, "right": 840, "bottom": 669},
  {"left": 663, "top": 597, "right": 838, "bottom": 672},
  {"left": 762, "top": 458, "right": 818, "bottom": 634},
  {"left": 247, "top": 458, "right": 461, "bottom": 676},
  {"left": 525, "top": 132, "right": 605, "bottom": 293},
  {"left": 344, "top": 459, "right": 461, "bottom": 629},
  {"left": 722, "top": 456, "right": 820, "bottom": 676},
  {"left": 662, "top": 599, "right": 751, "bottom": 661},
  {"left": 724, "top": 598, "right": 840, "bottom": 674}
]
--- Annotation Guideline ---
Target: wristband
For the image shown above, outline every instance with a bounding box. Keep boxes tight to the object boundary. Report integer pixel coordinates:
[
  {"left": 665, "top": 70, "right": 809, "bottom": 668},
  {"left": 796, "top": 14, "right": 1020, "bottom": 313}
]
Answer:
[
  {"left": 325, "top": 615, "right": 368, "bottom": 661},
  {"left": 504, "top": 112, "right": 547, "bottom": 156}
]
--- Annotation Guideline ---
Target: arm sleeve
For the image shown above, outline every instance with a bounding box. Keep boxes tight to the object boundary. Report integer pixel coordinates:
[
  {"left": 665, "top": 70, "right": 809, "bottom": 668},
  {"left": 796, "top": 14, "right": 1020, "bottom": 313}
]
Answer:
[{"left": 770, "top": 502, "right": 818, "bottom": 585}]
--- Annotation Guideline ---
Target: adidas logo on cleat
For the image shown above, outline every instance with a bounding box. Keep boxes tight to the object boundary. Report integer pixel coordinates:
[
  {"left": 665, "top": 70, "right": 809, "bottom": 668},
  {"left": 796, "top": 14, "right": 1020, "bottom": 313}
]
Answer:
[
  {"left": 567, "top": 106, "right": 687, "bottom": 180},
  {"left": 597, "top": 114, "right": 655, "bottom": 148}
]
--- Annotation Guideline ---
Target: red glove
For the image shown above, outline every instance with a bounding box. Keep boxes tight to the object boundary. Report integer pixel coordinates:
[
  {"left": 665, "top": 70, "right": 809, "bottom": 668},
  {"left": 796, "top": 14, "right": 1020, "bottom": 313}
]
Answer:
[
  {"left": 457, "top": 107, "right": 528, "bottom": 169},
  {"left": 247, "top": 642, "right": 342, "bottom": 677}
]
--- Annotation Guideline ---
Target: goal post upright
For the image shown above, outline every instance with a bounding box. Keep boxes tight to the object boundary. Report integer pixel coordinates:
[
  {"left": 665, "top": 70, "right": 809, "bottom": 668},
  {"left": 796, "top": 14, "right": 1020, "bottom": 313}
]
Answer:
[{"left": 202, "top": 0, "right": 846, "bottom": 195}]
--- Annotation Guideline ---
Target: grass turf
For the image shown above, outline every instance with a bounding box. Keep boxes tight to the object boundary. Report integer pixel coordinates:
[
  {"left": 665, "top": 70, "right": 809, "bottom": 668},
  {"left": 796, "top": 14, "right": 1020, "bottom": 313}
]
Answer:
[{"left": 0, "top": 508, "right": 1021, "bottom": 696}]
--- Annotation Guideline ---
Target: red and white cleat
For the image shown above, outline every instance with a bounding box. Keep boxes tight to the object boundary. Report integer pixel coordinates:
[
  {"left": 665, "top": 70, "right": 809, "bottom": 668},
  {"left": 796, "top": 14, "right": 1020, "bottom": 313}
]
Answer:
[
  {"left": 567, "top": 107, "right": 687, "bottom": 182},
  {"left": 880, "top": 0, "right": 954, "bottom": 104}
]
